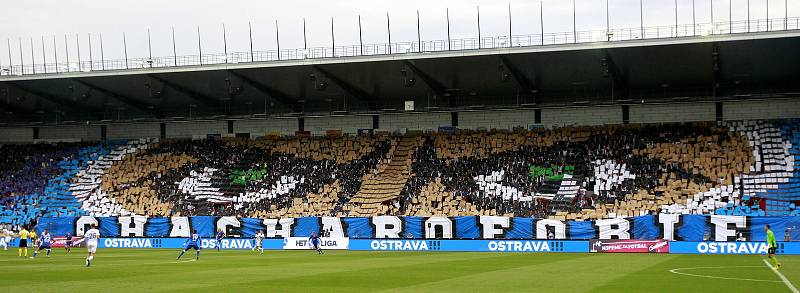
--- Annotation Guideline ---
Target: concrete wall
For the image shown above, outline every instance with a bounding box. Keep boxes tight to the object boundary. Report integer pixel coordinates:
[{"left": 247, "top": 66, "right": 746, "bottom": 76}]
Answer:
[
  {"left": 0, "top": 127, "right": 32, "bottom": 143},
  {"left": 108, "top": 123, "right": 160, "bottom": 140},
  {"left": 234, "top": 119, "right": 297, "bottom": 136},
  {"left": 306, "top": 115, "right": 372, "bottom": 135},
  {"left": 541, "top": 106, "right": 623, "bottom": 126},
  {"left": 3, "top": 100, "right": 799, "bottom": 141},
  {"left": 380, "top": 112, "right": 451, "bottom": 132},
  {"left": 724, "top": 99, "right": 800, "bottom": 121},
  {"left": 39, "top": 125, "right": 101, "bottom": 141},
  {"left": 629, "top": 103, "right": 716, "bottom": 124},
  {"left": 459, "top": 110, "right": 536, "bottom": 130},
  {"left": 165, "top": 121, "right": 227, "bottom": 139}
]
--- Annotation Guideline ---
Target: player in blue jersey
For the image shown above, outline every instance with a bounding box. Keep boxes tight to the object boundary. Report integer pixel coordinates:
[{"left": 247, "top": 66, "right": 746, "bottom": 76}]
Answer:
[
  {"left": 177, "top": 230, "right": 201, "bottom": 260},
  {"left": 215, "top": 229, "right": 225, "bottom": 251},
  {"left": 64, "top": 232, "right": 72, "bottom": 253},
  {"left": 31, "top": 230, "right": 53, "bottom": 258},
  {"left": 309, "top": 232, "right": 323, "bottom": 255}
]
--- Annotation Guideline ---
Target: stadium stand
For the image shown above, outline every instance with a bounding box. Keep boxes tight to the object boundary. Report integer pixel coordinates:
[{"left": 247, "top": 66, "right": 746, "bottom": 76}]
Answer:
[{"left": 1, "top": 119, "right": 800, "bottom": 227}]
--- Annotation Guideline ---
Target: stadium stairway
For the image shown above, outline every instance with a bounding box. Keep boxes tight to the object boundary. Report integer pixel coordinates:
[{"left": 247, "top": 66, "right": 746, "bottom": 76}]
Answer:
[{"left": 345, "top": 135, "right": 419, "bottom": 216}]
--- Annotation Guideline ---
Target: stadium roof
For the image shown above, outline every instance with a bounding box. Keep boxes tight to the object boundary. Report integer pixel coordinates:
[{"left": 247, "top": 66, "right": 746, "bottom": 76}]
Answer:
[{"left": 1, "top": 29, "right": 799, "bottom": 124}]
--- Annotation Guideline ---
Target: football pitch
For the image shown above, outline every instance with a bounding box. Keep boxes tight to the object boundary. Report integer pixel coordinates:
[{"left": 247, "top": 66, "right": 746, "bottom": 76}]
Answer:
[{"left": 0, "top": 249, "right": 797, "bottom": 292}]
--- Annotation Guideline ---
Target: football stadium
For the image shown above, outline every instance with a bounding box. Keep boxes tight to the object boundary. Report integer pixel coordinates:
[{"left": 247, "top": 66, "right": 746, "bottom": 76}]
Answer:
[{"left": 0, "top": 0, "right": 799, "bottom": 292}]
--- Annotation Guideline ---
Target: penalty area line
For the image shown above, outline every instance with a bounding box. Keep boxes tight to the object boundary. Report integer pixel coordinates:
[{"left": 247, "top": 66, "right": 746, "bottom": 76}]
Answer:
[
  {"left": 762, "top": 259, "right": 799, "bottom": 293},
  {"left": 668, "top": 266, "right": 782, "bottom": 283},
  {"left": 172, "top": 259, "right": 197, "bottom": 263},
  {"left": 169, "top": 259, "right": 197, "bottom": 264},
  {"left": 141, "top": 259, "right": 197, "bottom": 265}
]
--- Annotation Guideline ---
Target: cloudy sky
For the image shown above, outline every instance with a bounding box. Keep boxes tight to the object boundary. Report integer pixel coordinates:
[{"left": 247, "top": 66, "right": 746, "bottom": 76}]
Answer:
[{"left": 0, "top": 0, "right": 794, "bottom": 66}]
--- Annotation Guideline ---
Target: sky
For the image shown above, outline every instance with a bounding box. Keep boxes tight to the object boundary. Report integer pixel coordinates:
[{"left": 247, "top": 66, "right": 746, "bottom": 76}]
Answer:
[{"left": 0, "top": 0, "right": 795, "bottom": 67}]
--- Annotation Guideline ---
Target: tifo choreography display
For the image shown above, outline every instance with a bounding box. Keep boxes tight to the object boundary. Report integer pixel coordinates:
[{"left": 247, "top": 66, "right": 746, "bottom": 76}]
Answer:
[
  {"left": 2, "top": 120, "right": 799, "bottom": 225},
  {"left": 1, "top": 120, "right": 798, "bottom": 261}
]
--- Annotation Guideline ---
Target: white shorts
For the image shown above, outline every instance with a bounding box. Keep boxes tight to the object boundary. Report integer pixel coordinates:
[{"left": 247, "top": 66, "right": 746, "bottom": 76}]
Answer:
[{"left": 87, "top": 243, "right": 98, "bottom": 253}]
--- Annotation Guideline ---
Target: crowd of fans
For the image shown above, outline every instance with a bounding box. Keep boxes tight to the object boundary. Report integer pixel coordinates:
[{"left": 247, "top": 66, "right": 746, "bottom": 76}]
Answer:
[
  {"left": 0, "top": 120, "right": 793, "bottom": 224},
  {"left": 397, "top": 123, "right": 750, "bottom": 220},
  {"left": 0, "top": 143, "right": 90, "bottom": 227},
  {"left": 95, "top": 137, "right": 392, "bottom": 217},
  {"left": 0, "top": 143, "right": 82, "bottom": 199}
]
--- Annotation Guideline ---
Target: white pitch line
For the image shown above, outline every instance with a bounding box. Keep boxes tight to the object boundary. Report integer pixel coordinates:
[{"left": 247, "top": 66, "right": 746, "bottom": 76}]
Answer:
[
  {"left": 138, "top": 259, "right": 198, "bottom": 265},
  {"left": 168, "top": 259, "right": 198, "bottom": 264},
  {"left": 762, "top": 259, "right": 799, "bottom": 293},
  {"left": 668, "top": 266, "right": 782, "bottom": 283}
]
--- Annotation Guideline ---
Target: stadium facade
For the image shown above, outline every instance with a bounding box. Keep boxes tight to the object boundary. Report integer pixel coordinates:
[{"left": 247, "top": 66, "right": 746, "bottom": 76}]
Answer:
[{"left": 1, "top": 16, "right": 799, "bottom": 246}]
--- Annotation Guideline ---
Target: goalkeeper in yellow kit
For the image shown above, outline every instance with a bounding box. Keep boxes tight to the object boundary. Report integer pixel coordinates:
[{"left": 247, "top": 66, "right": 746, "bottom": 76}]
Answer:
[{"left": 765, "top": 224, "right": 781, "bottom": 269}]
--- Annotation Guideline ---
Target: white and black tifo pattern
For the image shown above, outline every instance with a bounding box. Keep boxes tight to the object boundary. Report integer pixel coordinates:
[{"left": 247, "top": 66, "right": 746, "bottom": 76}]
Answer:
[
  {"left": 176, "top": 167, "right": 224, "bottom": 202},
  {"left": 62, "top": 120, "right": 795, "bottom": 218},
  {"left": 62, "top": 137, "right": 311, "bottom": 214},
  {"left": 70, "top": 138, "right": 154, "bottom": 217},
  {"left": 236, "top": 176, "right": 304, "bottom": 204},
  {"left": 469, "top": 121, "right": 792, "bottom": 216},
  {"left": 474, "top": 170, "right": 533, "bottom": 202},
  {"left": 661, "top": 120, "right": 794, "bottom": 215},
  {"left": 473, "top": 170, "right": 580, "bottom": 201},
  {"left": 591, "top": 159, "right": 636, "bottom": 197},
  {"left": 472, "top": 160, "right": 632, "bottom": 202},
  {"left": 175, "top": 167, "right": 305, "bottom": 210}
]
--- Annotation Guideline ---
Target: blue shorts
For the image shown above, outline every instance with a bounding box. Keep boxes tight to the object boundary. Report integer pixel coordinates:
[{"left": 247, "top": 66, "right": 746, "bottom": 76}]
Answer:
[
  {"left": 311, "top": 241, "right": 320, "bottom": 248},
  {"left": 65, "top": 241, "right": 72, "bottom": 247},
  {"left": 185, "top": 244, "right": 200, "bottom": 251},
  {"left": 38, "top": 244, "right": 51, "bottom": 250}
]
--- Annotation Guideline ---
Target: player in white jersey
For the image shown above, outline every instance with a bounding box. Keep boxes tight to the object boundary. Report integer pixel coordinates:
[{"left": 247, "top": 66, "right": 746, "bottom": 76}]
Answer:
[
  {"left": 31, "top": 230, "right": 53, "bottom": 258},
  {"left": 0, "top": 228, "right": 10, "bottom": 250},
  {"left": 84, "top": 225, "right": 100, "bottom": 267},
  {"left": 252, "top": 230, "right": 265, "bottom": 255}
]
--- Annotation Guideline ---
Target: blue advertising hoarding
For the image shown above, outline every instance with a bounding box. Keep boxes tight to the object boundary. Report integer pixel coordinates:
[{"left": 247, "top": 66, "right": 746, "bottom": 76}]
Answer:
[
  {"left": 349, "top": 239, "right": 589, "bottom": 253},
  {"left": 670, "top": 241, "right": 800, "bottom": 254},
  {"left": 54, "top": 237, "right": 800, "bottom": 255},
  {"left": 99, "top": 238, "right": 284, "bottom": 250}
]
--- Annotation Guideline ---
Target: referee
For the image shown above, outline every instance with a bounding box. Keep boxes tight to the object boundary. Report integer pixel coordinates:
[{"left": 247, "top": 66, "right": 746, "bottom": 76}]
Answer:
[
  {"left": 18, "top": 226, "right": 30, "bottom": 257},
  {"left": 29, "top": 229, "right": 37, "bottom": 248}
]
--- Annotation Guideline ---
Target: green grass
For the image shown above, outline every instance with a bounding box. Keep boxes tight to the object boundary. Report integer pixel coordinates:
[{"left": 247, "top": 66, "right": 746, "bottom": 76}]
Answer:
[{"left": 0, "top": 248, "right": 797, "bottom": 292}]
